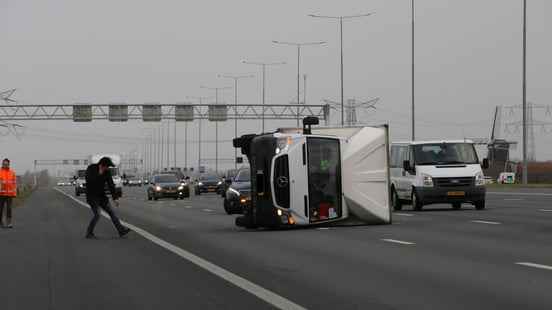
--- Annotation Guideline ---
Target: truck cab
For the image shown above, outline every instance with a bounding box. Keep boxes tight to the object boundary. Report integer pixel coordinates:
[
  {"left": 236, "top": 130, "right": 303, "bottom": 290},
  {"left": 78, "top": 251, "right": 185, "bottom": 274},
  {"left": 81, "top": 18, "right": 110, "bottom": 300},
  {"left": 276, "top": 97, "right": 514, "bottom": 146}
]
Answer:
[{"left": 390, "top": 140, "right": 489, "bottom": 211}]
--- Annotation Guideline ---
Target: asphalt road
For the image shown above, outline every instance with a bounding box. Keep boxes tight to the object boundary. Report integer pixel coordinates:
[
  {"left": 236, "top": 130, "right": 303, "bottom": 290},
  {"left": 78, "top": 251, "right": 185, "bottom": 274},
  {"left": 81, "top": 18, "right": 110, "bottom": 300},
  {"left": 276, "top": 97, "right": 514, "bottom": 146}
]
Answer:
[{"left": 2, "top": 185, "right": 552, "bottom": 310}]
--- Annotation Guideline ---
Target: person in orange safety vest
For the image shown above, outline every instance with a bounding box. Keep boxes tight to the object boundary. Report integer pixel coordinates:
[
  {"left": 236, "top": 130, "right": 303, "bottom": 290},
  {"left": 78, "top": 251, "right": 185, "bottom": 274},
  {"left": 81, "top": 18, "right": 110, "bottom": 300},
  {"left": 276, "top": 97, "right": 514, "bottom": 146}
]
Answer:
[{"left": 0, "top": 158, "right": 17, "bottom": 228}]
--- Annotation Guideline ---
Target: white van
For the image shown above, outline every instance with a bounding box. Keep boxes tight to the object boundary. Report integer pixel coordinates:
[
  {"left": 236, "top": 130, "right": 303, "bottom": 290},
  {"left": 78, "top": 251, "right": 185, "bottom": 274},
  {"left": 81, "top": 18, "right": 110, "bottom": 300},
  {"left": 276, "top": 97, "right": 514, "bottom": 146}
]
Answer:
[
  {"left": 233, "top": 117, "right": 391, "bottom": 229},
  {"left": 390, "top": 140, "right": 488, "bottom": 211}
]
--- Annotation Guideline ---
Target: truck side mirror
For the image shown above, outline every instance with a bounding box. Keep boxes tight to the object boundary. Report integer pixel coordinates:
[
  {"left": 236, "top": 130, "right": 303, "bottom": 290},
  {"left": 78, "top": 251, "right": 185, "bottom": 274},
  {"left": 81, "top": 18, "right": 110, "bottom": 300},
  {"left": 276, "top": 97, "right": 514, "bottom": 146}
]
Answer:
[
  {"left": 403, "top": 160, "right": 412, "bottom": 172},
  {"left": 482, "top": 158, "right": 489, "bottom": 169}
]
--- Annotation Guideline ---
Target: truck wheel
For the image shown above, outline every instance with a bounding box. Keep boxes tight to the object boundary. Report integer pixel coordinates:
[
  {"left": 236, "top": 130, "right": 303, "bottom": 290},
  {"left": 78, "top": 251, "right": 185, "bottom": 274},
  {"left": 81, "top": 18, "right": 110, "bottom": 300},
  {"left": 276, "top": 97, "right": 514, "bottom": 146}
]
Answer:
[
  {"left": 412, "top": 190, "right": 423, "bottom": 211},
  {"left": 392, "top": 188, "right": 402, "bottom": 211},
  {"left": 475, "top": 200, "right": 486, "bottom": 210},
  {"left": 452, "top": 203, "right": 462, "bottom": 210}
]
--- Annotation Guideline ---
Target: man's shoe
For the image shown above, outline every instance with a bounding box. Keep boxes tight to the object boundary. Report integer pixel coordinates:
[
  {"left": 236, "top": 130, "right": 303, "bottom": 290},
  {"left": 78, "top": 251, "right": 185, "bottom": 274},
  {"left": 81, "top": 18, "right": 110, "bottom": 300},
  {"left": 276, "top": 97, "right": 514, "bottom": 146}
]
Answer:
[
  {"left": 85, "top": 233, "right": 98, "bottom": 239},
  {"left": 119, "top": 227, "right": 131, "bottom": 238},
  {"left": 6, "top": 220, "right": 13, "bottom": 229}
]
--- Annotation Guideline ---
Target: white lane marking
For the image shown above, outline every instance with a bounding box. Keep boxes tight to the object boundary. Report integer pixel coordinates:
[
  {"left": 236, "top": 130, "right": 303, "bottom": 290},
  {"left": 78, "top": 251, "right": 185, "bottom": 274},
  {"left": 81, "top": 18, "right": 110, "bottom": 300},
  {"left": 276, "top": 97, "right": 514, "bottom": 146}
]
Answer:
[
  {"left": 381, "top": 239, "right": 415, "bottom": 245},
  {"left": 203, "top": 209, "right": 214, "bottom": 212},
  {"left": 471, "top": 220, "right": 501, "bottom": 225},
  {"left": 487, "top": 191, "right": 552, "bottom": 197},
  {"left": 54, "top": 188, "right": 306, "bottom": 310},
  {"left": 504, "top": 198, "right": 523, "bottom": 201},
  {"left": 184, "top": 206, "right": 193, "bottom": 209},
  {"left": 394, "top": 213, "right": 414, "bottom": 217},
  {"left": 516, "top": 262, "right": 552, "bottom": 271},
  {"left": 539, "top": 209, "right": 552, "bottom": 212},
  {"left": 317, "top": 227, "right": 330, "bottom": 230}
]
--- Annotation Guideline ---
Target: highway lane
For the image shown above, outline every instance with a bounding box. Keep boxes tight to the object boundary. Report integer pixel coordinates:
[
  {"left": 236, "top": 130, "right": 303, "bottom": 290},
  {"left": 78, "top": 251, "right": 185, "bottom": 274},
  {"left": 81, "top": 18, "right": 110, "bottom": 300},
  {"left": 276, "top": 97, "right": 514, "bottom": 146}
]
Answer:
[
  {"left": 58, "top": 185, "right": 552, "bottom": 310},
  {"left": 6, "top": 185, "right": 552, "bottom": 309}
]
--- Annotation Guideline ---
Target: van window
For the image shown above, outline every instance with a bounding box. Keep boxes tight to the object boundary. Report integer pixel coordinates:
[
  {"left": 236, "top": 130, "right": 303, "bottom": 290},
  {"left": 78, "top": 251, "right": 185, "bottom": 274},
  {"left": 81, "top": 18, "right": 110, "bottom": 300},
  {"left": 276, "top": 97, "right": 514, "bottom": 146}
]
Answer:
[
  {"left": 390, "top": 146, "right": 400, "bottom": 167},
  {"left": 414, "top": 143, "right": 479, "bottom": 165}
]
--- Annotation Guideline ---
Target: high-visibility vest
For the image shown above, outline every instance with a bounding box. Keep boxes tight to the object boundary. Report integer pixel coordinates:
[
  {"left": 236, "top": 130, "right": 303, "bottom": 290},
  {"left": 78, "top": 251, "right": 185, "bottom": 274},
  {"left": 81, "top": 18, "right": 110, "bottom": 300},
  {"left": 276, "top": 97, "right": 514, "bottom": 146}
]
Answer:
[{"left": 0, "top": 169, "right": 17, "bottom": 197}]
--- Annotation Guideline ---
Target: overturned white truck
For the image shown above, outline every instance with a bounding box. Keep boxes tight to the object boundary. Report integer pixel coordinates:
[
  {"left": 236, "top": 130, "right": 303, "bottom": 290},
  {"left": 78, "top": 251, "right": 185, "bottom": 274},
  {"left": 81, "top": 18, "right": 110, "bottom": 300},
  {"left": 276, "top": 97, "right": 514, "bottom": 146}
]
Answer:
[{"left": 232, "top": 117, "right": 392, "bottom": 229}]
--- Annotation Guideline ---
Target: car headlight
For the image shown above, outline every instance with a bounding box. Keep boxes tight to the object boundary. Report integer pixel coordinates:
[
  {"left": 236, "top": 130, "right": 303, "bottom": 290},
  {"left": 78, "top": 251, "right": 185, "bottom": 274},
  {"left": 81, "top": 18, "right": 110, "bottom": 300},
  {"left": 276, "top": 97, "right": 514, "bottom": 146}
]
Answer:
[
  {"left": 178, "top": 185, "right": 184, "bottom": 190},
  {"left": 198, "top": 182, "right": 203, "bottom": 186},
  {"left": 228, "top": 187, "right": 240, "bottom": 196},
  {"left": 155, "top": 186, "right": 162, "bottom": 191},
  {"left": 475, "top": 172, "right": 485, "bottom": 186},
  {"left": 217, "top": 181, "right": 222, "bottom": 185},
  {"left": 421, "top": 173, "right": 433, "bottom": 187}
]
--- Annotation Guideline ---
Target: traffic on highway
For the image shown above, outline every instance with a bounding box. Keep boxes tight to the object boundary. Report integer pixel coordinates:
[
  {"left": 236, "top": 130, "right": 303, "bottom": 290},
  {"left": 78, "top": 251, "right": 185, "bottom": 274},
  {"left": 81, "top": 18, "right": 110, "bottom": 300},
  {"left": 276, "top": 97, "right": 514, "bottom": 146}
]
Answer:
[{"left": 3, "top": 1, "right": 552, "bottom": 309}]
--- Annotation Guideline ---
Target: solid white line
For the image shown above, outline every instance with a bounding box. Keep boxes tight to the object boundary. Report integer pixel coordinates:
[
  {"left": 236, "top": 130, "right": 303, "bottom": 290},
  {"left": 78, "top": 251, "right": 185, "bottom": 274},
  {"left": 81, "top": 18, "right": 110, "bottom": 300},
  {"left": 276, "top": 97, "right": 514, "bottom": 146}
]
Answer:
[
  {"left": 516, "top": 262, "right": 552, "bottom": 271},
  {"left": 487, "top": 191, "right": 552, "bottom": 197},
  {"left": 471, "top": 220, "right": 501, "bottom": 225},
  {"left": 394, "top": 213, "right": 414, "bottom": 217},
  {"left": 381, "top": 239, "right": 415, "bottom": 245},
  {"left": 539, "top": 209, "right": 552, "bottom": 212},
  {"left": 317, "top": 227, "right": 330, "bottom": 230},
  {"left": 184, "top": 206, "right": 193, "bottom": 209},
  {"left": 54, "top": 188, "right": 306, "bottom": 310},
  {"left": 203, "top": 209, "right": 214, "bottom": 212},
  {"left": 503, "top": 198, "right": 524, "bottom": 201}
]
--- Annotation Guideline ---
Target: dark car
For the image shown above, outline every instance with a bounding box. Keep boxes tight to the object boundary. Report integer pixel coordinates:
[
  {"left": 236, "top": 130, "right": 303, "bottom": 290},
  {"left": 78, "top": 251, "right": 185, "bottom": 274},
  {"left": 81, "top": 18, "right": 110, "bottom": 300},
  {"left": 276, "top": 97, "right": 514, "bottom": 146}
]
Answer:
[
  {"left": 194, "top": 174, "right": 222, "bottom": 195},
  {"left": 223, "top": 169, "right": 251, "bottom": 214},
  {"left": 147, "top": 174, "right": 190, "bottom": 200},
  {"left": 219, "top": 169, "right": 239, "bottom": 197}
]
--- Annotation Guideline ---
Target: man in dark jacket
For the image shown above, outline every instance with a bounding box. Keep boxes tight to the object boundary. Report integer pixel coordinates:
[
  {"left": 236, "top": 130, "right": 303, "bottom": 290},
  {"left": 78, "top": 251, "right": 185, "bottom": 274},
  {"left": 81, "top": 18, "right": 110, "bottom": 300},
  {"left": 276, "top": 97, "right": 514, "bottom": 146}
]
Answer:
[{"left": 85, "top": 157, "right": 130, "bottom": 239}]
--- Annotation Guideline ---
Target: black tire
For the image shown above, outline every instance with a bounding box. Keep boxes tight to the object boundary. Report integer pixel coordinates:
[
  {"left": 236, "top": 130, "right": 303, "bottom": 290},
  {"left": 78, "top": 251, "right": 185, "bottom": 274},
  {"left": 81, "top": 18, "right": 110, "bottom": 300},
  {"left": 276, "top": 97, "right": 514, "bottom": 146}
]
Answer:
[
  {"left": 174, "top": 197, "right": 179, "bottom": 200},
  {"left": 475, "top": 200, "right": 486, "bottom": 210},
  {"left": 76, "top": 192, "right": 80, "bottom": 197},
  {"left": 223, "top": 199, "right": 232, "bottom": 215},
  {"left": 412, "top": 190, "right": 423, "bottom": 211},
  {"left": 392, "top": 188, "right": 402, "bottom": 211},
  {"left": 452, "top": 203, "right": 462, "bottom": 210},
  {"left": 153, "top": 196, "right": 159, "bottom": 201}
]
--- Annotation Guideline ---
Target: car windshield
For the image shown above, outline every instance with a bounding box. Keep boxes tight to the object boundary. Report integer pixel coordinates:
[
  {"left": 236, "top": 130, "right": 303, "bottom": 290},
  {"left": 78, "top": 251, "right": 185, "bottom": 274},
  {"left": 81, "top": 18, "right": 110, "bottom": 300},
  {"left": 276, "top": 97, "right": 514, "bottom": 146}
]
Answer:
[
  {"left": 154, "top": 175, "right": 178, "bottom": 183},
  {"left": 414, "top": 143, "right": 479, "bottom": 165},
  {"left": 234, "top": 169, "right": 250, "bottom": 182},
  {"left": 201, "top": 175, "right": 219, "bottom": 181}
]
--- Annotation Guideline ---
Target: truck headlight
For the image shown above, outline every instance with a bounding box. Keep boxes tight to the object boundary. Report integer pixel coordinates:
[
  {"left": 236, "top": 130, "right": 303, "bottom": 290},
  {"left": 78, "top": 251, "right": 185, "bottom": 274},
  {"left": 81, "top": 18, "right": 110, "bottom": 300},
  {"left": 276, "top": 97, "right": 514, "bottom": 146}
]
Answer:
[
  {"left": 421, "top": 173, "right": 433, "bottom": 187},
  {"left": 275, "top": 137, "right": 292, "bottom": 154},
  {"left": 198, "top": 182, "right": 203, "bottom": 186},
  {"left": 217, "top": 181, "right": 222, "bottom": 185},
  {"left": 475, "top": 172, "right": 485, "bottom": 186},
  {"left": 178, "top": 185, "right": 184, "bottom": 191}
]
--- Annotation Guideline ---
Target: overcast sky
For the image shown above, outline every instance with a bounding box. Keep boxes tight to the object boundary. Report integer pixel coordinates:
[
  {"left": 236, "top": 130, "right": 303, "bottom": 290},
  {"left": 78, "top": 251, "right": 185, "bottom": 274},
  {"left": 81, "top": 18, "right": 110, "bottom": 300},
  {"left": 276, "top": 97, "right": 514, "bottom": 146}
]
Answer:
[{"left": 1, "top": 0, "right": 550, "bottom": 174}]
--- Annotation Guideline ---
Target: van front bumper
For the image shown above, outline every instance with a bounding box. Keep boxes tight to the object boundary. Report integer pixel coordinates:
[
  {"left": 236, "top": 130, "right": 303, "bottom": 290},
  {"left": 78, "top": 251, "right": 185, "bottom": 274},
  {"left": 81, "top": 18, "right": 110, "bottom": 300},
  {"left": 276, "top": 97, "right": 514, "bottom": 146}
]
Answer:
[{"left": 416, "top": 186, "right": 486, "bottom": 205}]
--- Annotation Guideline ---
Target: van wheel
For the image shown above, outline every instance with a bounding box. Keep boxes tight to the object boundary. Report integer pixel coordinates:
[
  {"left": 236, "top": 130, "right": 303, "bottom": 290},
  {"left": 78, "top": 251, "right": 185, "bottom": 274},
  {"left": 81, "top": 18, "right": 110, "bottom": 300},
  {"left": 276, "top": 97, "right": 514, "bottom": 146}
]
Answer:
[
  {"left": 392, "top": 188, "right": 402, "bottom": 211},
  {"left": 452, "top": 203, "right": 462, "bottom": 210},
  {"left": 475, "top": 200, "right": 486, "bottom": 210},
  {"left": 412, "top": 190, "right": 423, "bottom": 211}
]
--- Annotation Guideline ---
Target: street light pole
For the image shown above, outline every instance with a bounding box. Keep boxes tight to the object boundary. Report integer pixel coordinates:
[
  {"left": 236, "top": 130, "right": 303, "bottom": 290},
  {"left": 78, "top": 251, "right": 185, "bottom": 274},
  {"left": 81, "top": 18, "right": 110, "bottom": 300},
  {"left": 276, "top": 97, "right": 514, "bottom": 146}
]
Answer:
[
  {"left": 522, "top": 0, "right": 528, "bottom": 184},
  {"left": 187, "top": 96, "right": 211, "bottom": 173},
  {"left": 201, "top": 86, "right": 231, "bottom": 173},
  {"left": 272, "top": 40, "right": 326, "bottom": 127},
  {"left": 242, "top": 60, "right": 286, "bottom": 132},
  {"left": 411, "top": 0, "right": 416, "bottom": 141},
  {"left": 219, "top": 74, "right": 254, "bottom": 169},
  {"left": 309, "top": 12, "right": 373, "bottom": 127}
]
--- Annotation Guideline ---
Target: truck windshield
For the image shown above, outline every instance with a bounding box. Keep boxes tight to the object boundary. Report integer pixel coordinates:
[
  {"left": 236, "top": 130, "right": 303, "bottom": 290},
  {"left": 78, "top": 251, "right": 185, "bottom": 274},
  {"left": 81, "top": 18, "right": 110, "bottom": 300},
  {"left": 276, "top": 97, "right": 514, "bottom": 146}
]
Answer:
[
  {"left": 307, "top": 137, "right": 342, "bottom": 222},
  {"left": 414, "top": 143, "right": 479, "bottom": 165}
]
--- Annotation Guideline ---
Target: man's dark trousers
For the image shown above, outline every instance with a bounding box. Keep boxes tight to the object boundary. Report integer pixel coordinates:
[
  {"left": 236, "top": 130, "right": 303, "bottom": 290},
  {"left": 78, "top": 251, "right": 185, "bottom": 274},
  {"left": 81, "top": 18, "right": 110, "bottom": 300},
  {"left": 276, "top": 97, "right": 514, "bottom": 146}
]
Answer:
[{"left": 86, "top": 196, "right": 125, "bottom": 235}]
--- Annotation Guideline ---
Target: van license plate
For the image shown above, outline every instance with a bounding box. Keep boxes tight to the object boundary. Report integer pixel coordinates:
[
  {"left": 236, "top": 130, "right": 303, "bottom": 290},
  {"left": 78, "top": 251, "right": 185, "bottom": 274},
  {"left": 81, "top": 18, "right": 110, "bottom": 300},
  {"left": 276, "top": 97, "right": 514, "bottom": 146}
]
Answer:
[{"left": 447, "top": 191, "right": 465, "bottom": 196}]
